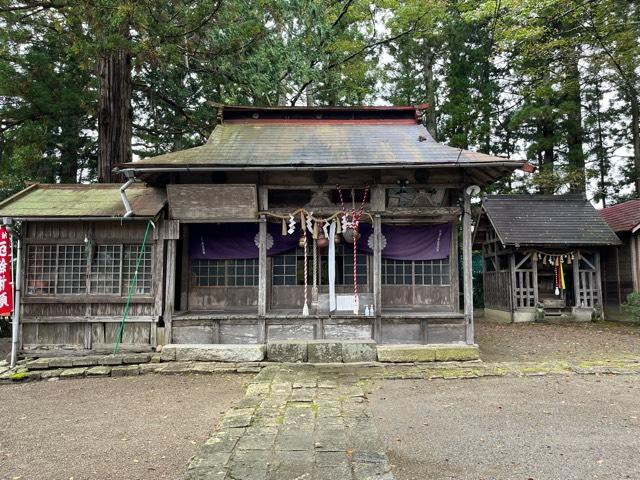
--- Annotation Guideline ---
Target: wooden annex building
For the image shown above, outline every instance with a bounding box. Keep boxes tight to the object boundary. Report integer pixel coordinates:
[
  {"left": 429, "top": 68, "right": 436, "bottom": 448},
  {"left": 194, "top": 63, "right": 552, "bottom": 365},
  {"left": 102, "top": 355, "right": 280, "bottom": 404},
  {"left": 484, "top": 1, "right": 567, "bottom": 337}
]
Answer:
[
  {"left": 0, "top": 105, "right": 524, "bottom": 355},
  {"left": 600, "top": 199, "right": 640, "bottom": 319},
  {"left": 474, "top": 195, "right": 622, "bottom": 323}
]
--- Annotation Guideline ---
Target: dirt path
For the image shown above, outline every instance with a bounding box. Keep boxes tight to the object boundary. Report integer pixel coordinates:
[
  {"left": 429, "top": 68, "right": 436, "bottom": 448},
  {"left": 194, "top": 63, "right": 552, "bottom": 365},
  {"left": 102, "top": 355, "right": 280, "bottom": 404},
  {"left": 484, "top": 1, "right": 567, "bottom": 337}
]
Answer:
[
  {"left": 0, "top": 374, "right": 248, "bottom": 480},
  {"left": 476, "top": 320, "right": 640, "bottom": 363},
  {"left": 370, "top": 375, "right": 640, "bottom": 480}
]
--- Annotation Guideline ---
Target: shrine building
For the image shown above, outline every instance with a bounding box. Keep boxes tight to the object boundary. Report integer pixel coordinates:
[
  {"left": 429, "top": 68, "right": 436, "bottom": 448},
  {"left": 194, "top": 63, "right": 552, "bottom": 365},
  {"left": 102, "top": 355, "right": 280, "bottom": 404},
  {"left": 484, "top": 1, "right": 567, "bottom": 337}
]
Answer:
[{"left": 0, "top": 105, "right": 524, "bottom": 355}]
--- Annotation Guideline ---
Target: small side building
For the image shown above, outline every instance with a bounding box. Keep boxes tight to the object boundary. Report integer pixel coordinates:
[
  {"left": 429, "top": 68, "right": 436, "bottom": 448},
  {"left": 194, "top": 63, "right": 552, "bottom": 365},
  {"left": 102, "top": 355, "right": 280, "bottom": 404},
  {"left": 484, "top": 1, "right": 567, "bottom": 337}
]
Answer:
[
  {"left": 0, "top": 184, "right": 167, "bottom": 352},
  {"left": 599, "top": 199, "right": 640, "bottom": 319},
  {"left": 474, "top": 194, "right": 621, "bottom": 322}
]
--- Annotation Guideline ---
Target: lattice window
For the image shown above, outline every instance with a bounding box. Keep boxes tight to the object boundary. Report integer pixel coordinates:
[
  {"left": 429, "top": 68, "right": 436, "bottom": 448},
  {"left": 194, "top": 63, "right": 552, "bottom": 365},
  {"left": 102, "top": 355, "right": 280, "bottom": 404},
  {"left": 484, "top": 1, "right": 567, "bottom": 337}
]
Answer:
[
  {"left": 56, "top": 245, "right": 87, "bottom": 294},
  {"left": 191, "top": 259, "right": 225, "bottom": 286},
  {"left": 382, "top": 258, "right": 450, "bottom": 286},
  {"left": 339, "top": 245, "right": 368, "bottom": 286},
  {"left": 227, "top": 259, "right": 258, "bottom": 286},
  {"left": 26, "top": 243, "right": 153, "bottom": 296},
  {"left": 415, "top": 259, "right": 450, "bottom": 285},
  {"left": 90, "top": 245, "right": 122, "bottom": 294},
  {"left": 26, "top": 245, "right": 56, "bottom": 295},
  {"left": 123, "top": 245, "right": 153, "bottom": 294},
  {"left": 191, "top": 259, "right": 258, "bottom": 287},
  {"left": 382, "top": 259, "right": 412, "bottom": 285},
  {"left": 272, "top": 252, "right": 298, "bottom": 286}
]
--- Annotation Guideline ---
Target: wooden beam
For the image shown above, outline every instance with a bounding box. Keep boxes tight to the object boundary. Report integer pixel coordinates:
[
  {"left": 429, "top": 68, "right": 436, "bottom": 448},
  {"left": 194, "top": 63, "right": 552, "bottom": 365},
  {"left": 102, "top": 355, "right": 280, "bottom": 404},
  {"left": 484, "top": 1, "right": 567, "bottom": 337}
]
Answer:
[
  {"left": 462, "top": 188, "right": 474, "bottom": 344},
  {"left": 164, "top": 239, "right": 177, "bottom": 344},
  {"left": 373, "top": 214, "right": 382, "bottom": 342},
  {"left": 573, "top": 250, "right": 581, "bottom": 307},
  {"left": 257, "top": 217, "right": 267, "bottom": 342}
]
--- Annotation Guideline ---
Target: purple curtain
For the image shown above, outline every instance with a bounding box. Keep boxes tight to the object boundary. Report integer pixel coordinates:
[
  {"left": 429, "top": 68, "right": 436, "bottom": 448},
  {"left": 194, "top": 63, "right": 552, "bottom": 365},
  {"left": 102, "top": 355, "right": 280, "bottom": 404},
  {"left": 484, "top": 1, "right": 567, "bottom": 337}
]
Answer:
[
  {"left": 190, "top": 223, "right": 298, "bottom": 260},
  {"left": 191, "top": 222, "right": 452, "bottom": 261},
  {"left": 356, "top": 223, "right": 452, "bottom": 260}
]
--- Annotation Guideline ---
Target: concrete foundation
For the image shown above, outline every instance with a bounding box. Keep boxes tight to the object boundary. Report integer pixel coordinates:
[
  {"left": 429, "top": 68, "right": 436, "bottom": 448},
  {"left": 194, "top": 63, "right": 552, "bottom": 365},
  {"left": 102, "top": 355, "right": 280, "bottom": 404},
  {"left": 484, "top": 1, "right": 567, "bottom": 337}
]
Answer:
[{"left": 483, "top": 308, "right": 512, "bottom": 323}]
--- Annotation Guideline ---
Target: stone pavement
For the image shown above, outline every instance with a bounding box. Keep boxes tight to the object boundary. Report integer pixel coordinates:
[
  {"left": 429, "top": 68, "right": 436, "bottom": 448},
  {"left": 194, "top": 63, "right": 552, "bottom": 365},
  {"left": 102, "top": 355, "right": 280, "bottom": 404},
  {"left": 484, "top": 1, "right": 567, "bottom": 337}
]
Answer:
[{"left": 184, "top": 365, "right": 394, "bottom": 480}]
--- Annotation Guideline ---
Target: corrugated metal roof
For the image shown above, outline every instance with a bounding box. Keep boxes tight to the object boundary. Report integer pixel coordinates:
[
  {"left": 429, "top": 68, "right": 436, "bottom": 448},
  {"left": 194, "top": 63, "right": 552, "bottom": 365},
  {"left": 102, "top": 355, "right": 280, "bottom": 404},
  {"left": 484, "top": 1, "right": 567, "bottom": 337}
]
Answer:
[
  {"left": 118, "top": 123, "right": 521, "bottom": 170},
  {"left": 483, "top": 194, "right": 622, "bottom": 246},
  {"left": 0, "top": 184, "right": 166, "bottom": 219},
  {"left": 600, "top": 199, "right": 640, "bottom": 232}
]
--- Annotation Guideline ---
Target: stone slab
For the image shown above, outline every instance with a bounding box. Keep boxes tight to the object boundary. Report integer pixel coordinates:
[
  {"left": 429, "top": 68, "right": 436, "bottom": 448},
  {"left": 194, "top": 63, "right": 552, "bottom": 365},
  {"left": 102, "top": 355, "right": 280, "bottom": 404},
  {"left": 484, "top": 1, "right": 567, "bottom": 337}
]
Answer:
[
  {"left": 267, "top": 340, "right": 308, "bottom": 363},
  {"left": 433, "top": 344, "right": 480, "bottom": 362},
  {"left": 341, "top": 340, "right": 377, "bottom": 363},
  {"left": 377, "top": 344, "right": 436, "bottom": 363},
  {"left": 165, "top": 344, "right": 266, "bottom": 363},
  {"left": 87, "top": 366, "right": 112, "bottom": 376},
  {"left": 111, "top": 365, "right": 140, "bottom": 377},
  {"left": 25, "top": 358, "right": 50, "bottom": 370},
  {"left": 307, "top": 342, "right": 343, "bottom": 363},
  {"left": 59, "top": 367, "right": 87, "bottom": 378}
]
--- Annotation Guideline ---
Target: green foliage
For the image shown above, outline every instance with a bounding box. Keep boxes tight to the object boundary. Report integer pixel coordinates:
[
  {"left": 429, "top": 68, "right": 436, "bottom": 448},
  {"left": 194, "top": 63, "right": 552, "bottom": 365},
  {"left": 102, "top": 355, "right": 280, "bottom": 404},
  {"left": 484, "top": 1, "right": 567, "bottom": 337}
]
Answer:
[
  {"left": 622, "top": 292, "right": 640, "bottom": 322},
  {"left": 0, "top": 0, "right": 638, "bottom": 202}
]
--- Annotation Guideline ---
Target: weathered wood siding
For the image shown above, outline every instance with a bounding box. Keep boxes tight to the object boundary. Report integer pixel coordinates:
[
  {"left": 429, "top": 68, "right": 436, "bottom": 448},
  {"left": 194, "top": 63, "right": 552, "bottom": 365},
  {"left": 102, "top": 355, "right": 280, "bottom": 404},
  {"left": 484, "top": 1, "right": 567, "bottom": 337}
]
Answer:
[
  {"left": 602, "top": 234, "right": 637, "bottom": 308},
  {"left": 20, "top": 220, "right": 162, "bottom": 352}
]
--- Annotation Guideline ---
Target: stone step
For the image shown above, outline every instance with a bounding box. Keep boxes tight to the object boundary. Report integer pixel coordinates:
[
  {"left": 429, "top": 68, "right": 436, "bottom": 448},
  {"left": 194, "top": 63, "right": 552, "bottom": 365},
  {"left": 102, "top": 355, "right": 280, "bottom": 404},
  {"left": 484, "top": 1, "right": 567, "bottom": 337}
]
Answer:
[
  {"left": 267, "top": 340, "right": 377, "bottom": 363},
  {"left": 377, "top": 344, "right": 479, "bottom": 363},
  {"left": 161, "top": 344, "right": 266, "bottom": 362}
]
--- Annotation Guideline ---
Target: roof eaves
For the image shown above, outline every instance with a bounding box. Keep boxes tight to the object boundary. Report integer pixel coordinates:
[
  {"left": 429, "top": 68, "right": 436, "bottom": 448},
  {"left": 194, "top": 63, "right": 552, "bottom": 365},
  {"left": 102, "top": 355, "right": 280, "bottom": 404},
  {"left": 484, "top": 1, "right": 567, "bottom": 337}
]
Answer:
[{"left": 481, "top": 202, "right": 509, "bottom": 246}]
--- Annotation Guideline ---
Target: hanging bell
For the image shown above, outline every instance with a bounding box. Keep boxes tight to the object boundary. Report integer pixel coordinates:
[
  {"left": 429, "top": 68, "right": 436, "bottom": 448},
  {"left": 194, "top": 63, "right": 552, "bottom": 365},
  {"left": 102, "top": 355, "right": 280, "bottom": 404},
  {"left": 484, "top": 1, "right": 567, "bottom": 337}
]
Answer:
[
  {"left": 343, "top": 227, "right": 360, "bottom": 244},
  {"left": 298, "top": 233, "right": 306, "bottom": 248},
  {"left": 316, "top": 223, "right": 329, "bottom": 248}
]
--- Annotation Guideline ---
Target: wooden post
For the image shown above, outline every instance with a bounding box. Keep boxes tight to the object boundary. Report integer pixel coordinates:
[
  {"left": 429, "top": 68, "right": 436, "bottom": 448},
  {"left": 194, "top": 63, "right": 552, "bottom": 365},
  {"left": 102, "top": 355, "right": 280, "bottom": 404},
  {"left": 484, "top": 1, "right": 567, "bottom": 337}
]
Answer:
[
  {"left": 594, "top": 250, "right": 603, "bottom": 309},
  {"left": 257, "top": 217, "right": 267, "bottom": 343},
  {"left": 372, "top": 214, "right": 382, "bottom": 342},
  {"left": 164, "top": 239, "right": 177, "bottom": 344},
  {"left": 573, "top": 249, "right": 581, "bottom": 307},
  {"left": 532, "top": 253, "right": 539, "bottom": 306},
  {"left": 462, "top": 187, "right": 475, "bottom": 345},
  {"left": 509, "top": 253, "right": 517, "bottom": 321}
]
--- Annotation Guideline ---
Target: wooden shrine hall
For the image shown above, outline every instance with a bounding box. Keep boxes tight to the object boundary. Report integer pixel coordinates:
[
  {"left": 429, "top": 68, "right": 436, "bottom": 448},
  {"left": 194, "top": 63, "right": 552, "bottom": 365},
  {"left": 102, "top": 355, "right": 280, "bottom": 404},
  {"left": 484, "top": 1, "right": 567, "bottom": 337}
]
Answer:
[
  {"left": 474, "top": 194, "right": 622, "bottom": 323},
  {"left": 0, "top": 105, "right": 524, "bottom": 354}
]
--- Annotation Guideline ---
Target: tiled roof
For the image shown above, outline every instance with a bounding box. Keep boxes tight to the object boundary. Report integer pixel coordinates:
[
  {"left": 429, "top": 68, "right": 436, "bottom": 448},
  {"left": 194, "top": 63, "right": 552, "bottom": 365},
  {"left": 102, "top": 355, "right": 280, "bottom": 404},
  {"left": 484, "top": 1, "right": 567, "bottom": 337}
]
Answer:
[
  {"left": 600, "top": 199, "right": 640, "bottom": 232},
  {"left": 122, "top": 123, "right": 519, "bottom": 169},
  {"left": 0, "top": 184, "right": 166, "bottom": 219},
  {"left": 482, "top": 194, "right": 622, "bottom": 246}
]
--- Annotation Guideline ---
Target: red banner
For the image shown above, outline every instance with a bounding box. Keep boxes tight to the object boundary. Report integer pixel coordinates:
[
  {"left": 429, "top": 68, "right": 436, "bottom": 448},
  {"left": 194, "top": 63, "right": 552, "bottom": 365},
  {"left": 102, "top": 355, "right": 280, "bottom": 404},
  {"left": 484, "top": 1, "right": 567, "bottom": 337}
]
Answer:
[{"left": 0, "top": 226, "right": 13, "bottom": 316}]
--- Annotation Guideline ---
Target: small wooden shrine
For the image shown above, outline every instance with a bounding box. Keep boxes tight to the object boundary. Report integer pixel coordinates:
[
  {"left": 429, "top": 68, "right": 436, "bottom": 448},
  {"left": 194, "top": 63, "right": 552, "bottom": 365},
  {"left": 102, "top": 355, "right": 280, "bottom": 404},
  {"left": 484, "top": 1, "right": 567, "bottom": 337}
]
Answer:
[
  {"left": 0, "top": 105, "right": 524, "bottom": 354},
  {"left": 474, "top": 194, "right": 621, "bottom": 322},
  {"left": 599, "top": 199, "right": 640, "bottom": 319}
]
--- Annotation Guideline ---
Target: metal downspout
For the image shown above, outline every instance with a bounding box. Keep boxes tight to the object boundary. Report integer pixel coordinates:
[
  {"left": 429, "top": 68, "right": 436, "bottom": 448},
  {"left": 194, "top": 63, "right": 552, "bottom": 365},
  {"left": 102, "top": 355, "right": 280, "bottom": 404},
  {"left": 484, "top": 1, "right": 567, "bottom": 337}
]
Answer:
[
  {"left": 120, "top": 178, "right": 135, "bottom": 218},
  {"left": 10, "top": 231, "right": 22, "bottom": 368}
]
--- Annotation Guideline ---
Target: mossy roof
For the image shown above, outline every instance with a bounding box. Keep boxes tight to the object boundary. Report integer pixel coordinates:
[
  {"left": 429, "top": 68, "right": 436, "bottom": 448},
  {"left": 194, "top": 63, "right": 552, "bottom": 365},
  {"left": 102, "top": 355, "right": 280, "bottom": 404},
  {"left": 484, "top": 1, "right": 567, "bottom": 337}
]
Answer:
[{"left": 0, "top": 184, "right": 166, "bottom": 219}]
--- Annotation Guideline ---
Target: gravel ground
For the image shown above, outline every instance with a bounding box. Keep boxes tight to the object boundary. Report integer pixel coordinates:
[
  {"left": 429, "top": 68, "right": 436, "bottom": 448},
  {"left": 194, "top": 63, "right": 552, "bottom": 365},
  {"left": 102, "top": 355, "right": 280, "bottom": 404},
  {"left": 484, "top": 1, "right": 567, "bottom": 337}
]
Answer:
[
  {"left": 476, "top": 320, "right": 640, "bottom": 362},
  {"left": 0, "top": 374, "right": 248, "bottom": 480},
  {"left": 369, "top": 375, "right": 640, "bottom": 480}
]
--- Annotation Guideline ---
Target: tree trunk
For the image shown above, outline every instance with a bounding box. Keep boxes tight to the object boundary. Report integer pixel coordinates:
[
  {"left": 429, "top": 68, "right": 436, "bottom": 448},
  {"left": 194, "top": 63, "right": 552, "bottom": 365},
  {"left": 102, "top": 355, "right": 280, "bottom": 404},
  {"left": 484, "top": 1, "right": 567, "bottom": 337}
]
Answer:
[
  {"left": 630, "top": 94, "right": 640, "bottom": 197},
  {"left": 565, "top": 49, "right": 586, "bottom": 193},
  {"left": 97, "top": 49, "right": 132, "bottom": 183},
  {"left": 422, "top": 43, "right": 438, "bottom": 140},
  {"left": 58, "top": 117, "right": 81, "bottom": 183}
]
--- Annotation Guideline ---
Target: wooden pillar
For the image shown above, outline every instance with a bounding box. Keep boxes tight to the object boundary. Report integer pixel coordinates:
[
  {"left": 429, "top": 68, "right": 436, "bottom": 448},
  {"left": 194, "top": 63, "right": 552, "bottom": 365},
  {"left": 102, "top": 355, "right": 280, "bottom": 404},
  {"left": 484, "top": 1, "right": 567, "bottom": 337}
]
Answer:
[
  {"left": 509, "top": 252, "right": 517, "bottom": 321},
  {"left": 573, "top": 249, "right": 581, "bottom": 307},
  {"left": 164, "top": 238, "right": 177, "bottom": 344},
  {"left": 631, "top": 235, "right": 639, "bottom": 292},
  {"left": 462, "top": 187, "right": 475, "bottom": 345},
  {"left": 532, "top": 253, "right": 539, "bottom": 306},
  {"left": 372, "top": 214, "right": 382, "bottom": 343},
  {"left": 257, "top": 217, "right": 267, "bottom": 343},
  {"left": 595, "top": 250, "right": 603, "bottom": 309}
]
